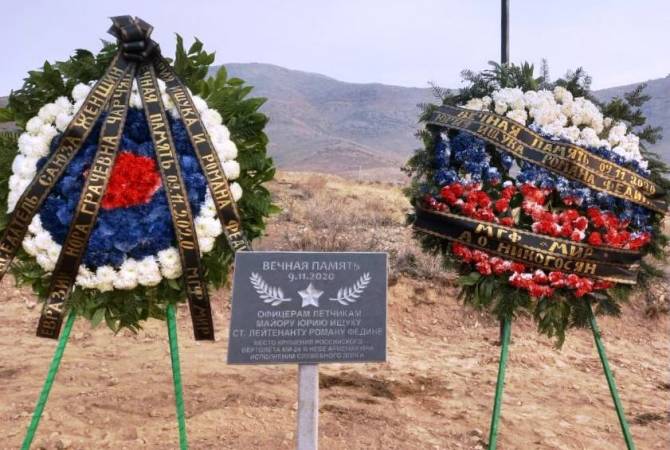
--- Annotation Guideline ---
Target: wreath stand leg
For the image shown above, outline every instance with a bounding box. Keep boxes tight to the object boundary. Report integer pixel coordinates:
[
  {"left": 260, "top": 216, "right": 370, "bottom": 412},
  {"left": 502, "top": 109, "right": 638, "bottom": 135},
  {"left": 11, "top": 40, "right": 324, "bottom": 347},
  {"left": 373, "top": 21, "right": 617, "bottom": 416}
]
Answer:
[
  {"left": 487, "top": 316, "right": 511, "bottom": 450},
  {"left": 167, "top": 303, "right": 189, "bottom": 450},
  {"left": 21, "top": 311, "right": 76, "bottom": 450},
  {"left": 585, "top": 298, "right": 636, "bottom": 450}
]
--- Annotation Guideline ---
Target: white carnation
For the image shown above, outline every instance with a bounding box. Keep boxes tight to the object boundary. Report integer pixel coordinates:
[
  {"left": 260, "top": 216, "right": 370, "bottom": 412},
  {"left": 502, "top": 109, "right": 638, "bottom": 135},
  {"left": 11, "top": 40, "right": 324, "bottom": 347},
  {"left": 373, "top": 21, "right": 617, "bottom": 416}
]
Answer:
[
  {"left": 195, "top": 216, "right": 223, "bottom": 238},
  {"left": 9, "top": 174, "right": 30, "bottom": 195},
  {"left": 137, "top": 256, "right": 162, "bottom": 286},
  {"left": 11, "top": 154, "right": 38, "bottom": 178},
  {"left": 47, "top": 243, "right": 62, "bottom": 260},
  {"left": 192, "top": 96, "right": 208, "bottom": 113},
  {"left": 95, "top": 266, "right": 117, "bottom": 292},
  {"left": 34, "top": 231, "right": 53, "bottom": 250},
  {"left": 54, "top": 96, "right": 73, "bottom": 114},
  {"left": 36, "top": 253, "right": 55, "bottom": 272},
  {"left": 553, "top": 86, "right": 573, "bottom": 104},
  {"left": 75, "top": 266, "right": 96, "bottom": 289},
  {"left": 22, "top": 237, "right": 39, "bottom": 256},
  {"left": 39, "top": 124, "right": 58, "bottom": 141},
  {"left": 55, "top": 112, "right": 73, "bottom": 132},
  {"left": 216, "top": 139, "right": 238, "bottom": 161},
  {"left": 230, "top": 182, "right": 243, "bottom": 201},
  {"left": 25, "top": 117, "right": 44, "bottom": 135},
  {"left": 113, "top": 261, "right": 139, "bottom": 290},
  {"left": 198, "top": 236, "right": 215, "bottom": 253},
  {"left": 129, "top": 92, "right": 143, "bottom": 109},
  {"left": 18, "top": 133, "right": 49, "bottom": 158},
  {"left": 222, "top": 160, "right": 240, "bottom": 180},
  {"left": 505, "top": 109, "right": 527, "bottom": 124},
  {"left": 608, "top": 123, "right": 627, "bottom": 146},
  {"left": 541, "top": 122, "right": 565, "bottom": 140},
  {"left": 494, "top": 102, "right": 508, "bottom": 115},
  {"left": 71, "top": 83, "right": 91, "bottom": 102},
  {"left": 560, "top": 126, "right": 581, "bottom": 143},
  {"left": 37, "top": 103, "right": 59, "bottom": 123},
  {"left": 161, "top": 92, "right": 174, "bottom": 110},
  {"left": 158, "top": 248, "right": 183, "bottom": 280},
  {"left": 6, "top": 191, "right": 19, "bottom": 213},
  {"left": 200, "top": 193, "right": 216, "bottom": 218},
  {"left": 201, "top": 109, "right": 222, "bottom": 127},
  {"left": 463, "top": 98, "right": 483, "bottom": 111},
  {"left": 28, "top": 216, "right": 43, "bottom": 234},
  {"left": 578, "top": 127, "right": 601, "bottom": 148}
]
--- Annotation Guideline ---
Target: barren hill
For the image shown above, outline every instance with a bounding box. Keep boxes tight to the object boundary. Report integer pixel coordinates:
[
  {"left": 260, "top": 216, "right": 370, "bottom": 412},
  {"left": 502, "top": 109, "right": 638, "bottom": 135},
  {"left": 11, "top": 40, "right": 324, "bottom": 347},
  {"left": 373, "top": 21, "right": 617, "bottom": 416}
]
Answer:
[{"left": 221, "top": 64, "right": 670, "bottom": 176}]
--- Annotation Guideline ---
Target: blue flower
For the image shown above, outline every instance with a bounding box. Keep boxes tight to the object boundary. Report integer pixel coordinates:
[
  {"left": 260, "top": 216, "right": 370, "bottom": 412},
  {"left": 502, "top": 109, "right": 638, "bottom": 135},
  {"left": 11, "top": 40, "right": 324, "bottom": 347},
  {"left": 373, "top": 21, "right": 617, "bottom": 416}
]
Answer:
[{"left": 38, "top": 108, "right": 209, "bottom": 270}]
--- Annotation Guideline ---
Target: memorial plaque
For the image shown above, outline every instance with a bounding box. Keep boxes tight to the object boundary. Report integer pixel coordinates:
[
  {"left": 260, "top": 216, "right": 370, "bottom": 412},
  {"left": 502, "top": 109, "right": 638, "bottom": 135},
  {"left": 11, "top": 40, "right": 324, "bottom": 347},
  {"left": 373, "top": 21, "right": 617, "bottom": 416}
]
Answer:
[{"left": 228, "top": 252, "right": 387, "bottom": 364}]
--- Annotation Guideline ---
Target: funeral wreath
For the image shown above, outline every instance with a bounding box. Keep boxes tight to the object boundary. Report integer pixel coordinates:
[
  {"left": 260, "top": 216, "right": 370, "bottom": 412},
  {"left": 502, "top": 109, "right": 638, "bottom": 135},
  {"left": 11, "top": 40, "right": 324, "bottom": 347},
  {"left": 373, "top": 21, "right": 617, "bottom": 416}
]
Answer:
[
  {"left": 405, "top": 62, "right": 669, "bottom": 345},
  {"left": 0, "top": 17, "right": 276, "bottom": 337}
]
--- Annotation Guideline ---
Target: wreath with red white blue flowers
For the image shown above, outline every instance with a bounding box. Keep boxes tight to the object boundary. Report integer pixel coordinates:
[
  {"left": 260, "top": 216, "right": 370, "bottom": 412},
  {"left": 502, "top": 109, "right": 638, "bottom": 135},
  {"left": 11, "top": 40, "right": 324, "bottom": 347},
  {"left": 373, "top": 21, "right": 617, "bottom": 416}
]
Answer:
[
  {"left": 405, "top": 63, "right": 669, "bottom": 344},
  {"left": 0, "top": 38, "right": 276, "bottom": 332}
]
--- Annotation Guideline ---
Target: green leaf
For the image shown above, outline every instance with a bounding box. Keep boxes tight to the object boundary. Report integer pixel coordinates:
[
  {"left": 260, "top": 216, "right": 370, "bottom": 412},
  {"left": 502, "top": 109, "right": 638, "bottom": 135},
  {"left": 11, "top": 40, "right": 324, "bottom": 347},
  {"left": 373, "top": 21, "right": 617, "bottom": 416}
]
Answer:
[
  {"left": 457, "top": 272, "right": 481, "bottom": 286},
  {"left": 90, "top": 307, "right": 105, "bottom": 327},
  {"left": 0, "top": 108, "right": 14, "bottom": 122}
]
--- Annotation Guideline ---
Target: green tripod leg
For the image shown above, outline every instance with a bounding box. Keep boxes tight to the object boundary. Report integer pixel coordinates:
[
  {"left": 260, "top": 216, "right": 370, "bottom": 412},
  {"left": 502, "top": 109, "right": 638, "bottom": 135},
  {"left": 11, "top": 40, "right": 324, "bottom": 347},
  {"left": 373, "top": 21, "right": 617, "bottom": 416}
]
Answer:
[
  {"left": 167, "top": 303, "right": 189, "bottom": 450},
  {"left": 585, "top": 298, "right": 636, "bottom": 450},
  {"left": 487, "top": 317, "right": 511, "bottom": 450},
  {"left": 21, "top": 311, "right": 76, "bottom": 450}
]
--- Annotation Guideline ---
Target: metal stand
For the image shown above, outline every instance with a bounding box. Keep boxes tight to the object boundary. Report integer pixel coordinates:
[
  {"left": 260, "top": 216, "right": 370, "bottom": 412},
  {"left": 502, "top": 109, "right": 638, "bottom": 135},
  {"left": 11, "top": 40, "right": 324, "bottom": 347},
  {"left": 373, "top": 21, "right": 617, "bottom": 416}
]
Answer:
[
  {"left": 487, "top": 317, "right": 511, "bottom": 450},
  {"left": 486, "top": 304, "right": 637, "bottom": 449},
  {"left": 167, "top": 304, "right": 189, "bottom": 450},
  {"left": 586, "top": 299, "right": 636, "bottom": 450},
  {"left": 21, "top": 312, "right": 76, "bottom": 450},
  {"left": 297, "top": 364, "right": 319, "bottom": 450}
]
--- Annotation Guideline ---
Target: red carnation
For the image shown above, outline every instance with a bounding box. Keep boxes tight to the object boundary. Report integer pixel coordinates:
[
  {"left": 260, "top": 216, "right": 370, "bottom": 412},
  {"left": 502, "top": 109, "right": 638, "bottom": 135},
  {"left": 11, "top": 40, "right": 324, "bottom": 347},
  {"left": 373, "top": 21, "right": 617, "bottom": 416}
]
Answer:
[
  {"left": 102, "top": 151, "right": 161, "bottom": 209},
  {"left": 475, "top": 261, "right": 492, "bottom": 275},
  {"left": 461, "top": 202, "right": 476, "bottom": 216},
  {"left": 501, "top": 185, "right": 516, "bottom": 199},
  {"left": 587, "top": 232, "right": 603, "bottom": 246},
  {"left": 511, "top": 262, "right": 525, "bottom": 273},
  {"left": 573, "top": 216, "right": 589, "bottom": 231},
  {"left": 494, "top": 198, "right": 510, "bottom": 213},
  {"left": 450, "top": 182, "right": 464, "bottom": 198},
  {"left": 560, "top": 209, "right": 579, "bottom": 223},
  {"left": 532, "top": 270, "right": 548, "bottom": 284},
  {"left": 500, "top": 217, "right": 514, "bottom": 226}
]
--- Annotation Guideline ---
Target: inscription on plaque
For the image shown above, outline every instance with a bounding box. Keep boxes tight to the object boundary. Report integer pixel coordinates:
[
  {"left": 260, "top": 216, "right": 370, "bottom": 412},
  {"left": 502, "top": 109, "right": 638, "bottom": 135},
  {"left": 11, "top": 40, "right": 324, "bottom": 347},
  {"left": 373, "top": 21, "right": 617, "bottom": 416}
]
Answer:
[{"left": 228, "top": 252, "right": 387, "bottom": 364}]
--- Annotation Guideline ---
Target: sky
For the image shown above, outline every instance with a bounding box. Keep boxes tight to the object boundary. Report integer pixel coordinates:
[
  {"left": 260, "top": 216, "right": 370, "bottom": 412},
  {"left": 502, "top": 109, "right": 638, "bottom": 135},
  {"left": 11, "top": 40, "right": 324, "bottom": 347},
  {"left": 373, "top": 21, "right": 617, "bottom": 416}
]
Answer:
[{"left": 1, "top": 0, "right": 669, "bottom": 94}]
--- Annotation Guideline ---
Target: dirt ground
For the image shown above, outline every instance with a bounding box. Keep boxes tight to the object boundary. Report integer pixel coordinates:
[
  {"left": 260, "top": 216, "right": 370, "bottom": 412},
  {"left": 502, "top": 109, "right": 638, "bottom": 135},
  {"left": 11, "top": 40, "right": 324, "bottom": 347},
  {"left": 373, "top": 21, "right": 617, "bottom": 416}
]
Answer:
[{"left": 0, "top": 172, "right": 669, "bottom": 449}]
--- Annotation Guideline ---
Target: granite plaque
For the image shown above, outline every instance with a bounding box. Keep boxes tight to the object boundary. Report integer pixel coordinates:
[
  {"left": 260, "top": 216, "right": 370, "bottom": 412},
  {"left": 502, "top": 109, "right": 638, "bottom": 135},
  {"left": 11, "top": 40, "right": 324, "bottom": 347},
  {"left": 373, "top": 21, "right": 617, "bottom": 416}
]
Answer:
[{"left": 227, "top": 252, "right": 387, "bottom": 364}]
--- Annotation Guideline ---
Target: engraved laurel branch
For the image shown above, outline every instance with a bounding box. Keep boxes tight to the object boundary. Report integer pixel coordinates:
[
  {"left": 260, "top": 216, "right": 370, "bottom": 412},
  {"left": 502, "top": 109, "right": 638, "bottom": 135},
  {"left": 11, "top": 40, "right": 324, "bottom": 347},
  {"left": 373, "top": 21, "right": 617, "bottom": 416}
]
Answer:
[
  {"left": 329, "top": 273, "right": 371, "bottom": 306},
  {"left": 250, "top": 272, "right": 292, "bottom": 306}
]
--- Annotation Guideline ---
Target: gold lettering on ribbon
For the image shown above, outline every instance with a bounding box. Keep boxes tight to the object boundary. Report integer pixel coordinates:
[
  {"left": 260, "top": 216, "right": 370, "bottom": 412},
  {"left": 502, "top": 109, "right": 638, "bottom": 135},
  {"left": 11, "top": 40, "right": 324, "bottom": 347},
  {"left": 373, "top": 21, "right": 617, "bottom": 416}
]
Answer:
[
  {"left": 137, "top": 63, "right": 214, "bottom": 340},
  {"left": 428, "top": 105, "right": 666, "bottom": 213}
]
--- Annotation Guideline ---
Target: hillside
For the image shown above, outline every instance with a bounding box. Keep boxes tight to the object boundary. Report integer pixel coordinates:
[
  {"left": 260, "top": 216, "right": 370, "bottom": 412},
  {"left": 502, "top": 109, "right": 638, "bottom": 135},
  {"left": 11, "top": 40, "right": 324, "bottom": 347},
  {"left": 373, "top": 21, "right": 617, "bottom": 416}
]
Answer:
[
  {"left": 219, "top": 64, "right": 670, "bottom": 175},
  {"left": 220, "top": 63, "right": 433, "bottom": 175}
]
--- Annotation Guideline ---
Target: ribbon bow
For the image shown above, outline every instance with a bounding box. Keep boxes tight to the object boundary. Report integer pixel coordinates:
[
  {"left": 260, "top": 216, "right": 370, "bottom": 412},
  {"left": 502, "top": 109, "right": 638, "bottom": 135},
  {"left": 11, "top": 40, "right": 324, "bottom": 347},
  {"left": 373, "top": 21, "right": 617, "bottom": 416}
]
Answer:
[{"left": 108, "top": 15, "right": 160, "bottom": 62}]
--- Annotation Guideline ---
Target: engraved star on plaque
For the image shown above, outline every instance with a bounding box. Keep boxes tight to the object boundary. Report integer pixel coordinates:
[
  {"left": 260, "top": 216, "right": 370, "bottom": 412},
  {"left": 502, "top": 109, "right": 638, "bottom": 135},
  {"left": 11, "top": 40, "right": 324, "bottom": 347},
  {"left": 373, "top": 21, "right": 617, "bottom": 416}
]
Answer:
[{"left": 298, "top": 283, "right": 323, "bottom": 308}]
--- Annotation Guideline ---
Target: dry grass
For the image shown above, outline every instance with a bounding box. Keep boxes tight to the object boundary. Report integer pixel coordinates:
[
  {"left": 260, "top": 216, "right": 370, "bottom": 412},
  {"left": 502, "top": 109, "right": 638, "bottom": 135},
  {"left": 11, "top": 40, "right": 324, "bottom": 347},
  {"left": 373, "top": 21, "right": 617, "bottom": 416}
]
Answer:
[{"left": 258, "top": 171, "right": 452, "bottom": 284}]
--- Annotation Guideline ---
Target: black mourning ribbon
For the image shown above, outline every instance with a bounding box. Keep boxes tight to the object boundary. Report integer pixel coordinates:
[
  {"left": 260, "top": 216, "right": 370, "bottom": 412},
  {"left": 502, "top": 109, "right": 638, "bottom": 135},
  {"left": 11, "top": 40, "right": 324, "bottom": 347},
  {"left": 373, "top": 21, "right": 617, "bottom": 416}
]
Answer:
[
  {"left": 108, "top": 16, "right": 159, "bottom": 62},
  {"left": 0, "top": 15, "right": 249, "bottom": 339}
]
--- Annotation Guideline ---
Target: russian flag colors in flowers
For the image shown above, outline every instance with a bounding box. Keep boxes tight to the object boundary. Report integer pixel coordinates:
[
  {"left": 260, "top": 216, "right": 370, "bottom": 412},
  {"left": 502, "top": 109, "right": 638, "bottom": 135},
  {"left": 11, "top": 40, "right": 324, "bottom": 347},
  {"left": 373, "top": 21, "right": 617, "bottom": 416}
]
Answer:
[
  {"left": 0, "top": 37, "right": 276, "bottom": 332},
  {"left": 406, "top": 63, "right": 668, "bottom": 344}
]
